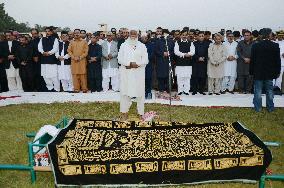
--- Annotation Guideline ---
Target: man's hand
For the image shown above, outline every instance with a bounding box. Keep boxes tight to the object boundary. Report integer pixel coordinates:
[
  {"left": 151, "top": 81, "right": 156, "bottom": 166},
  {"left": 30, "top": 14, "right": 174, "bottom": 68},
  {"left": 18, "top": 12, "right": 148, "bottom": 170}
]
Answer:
[
  {"left": 244, "top": 58, "right": 250, "bottom": 64},
  {"left": 74, "top": 57, "right": 80, "bottom": 61},
  {"left": 184, "top": 53, "right": 191, "bottom": 58},
  {"left": 33, "top": 57, "right": 39, "bottom": 62},
  {"left": 163, "top": 52, "right": 169, "bottom": 57},
  {"left": 58, "top": 56, "right": 64, "bottom": 61},
  {"left": 8, "top": 55, "right": 15, "bottom": 60},
  {"left": 230, "top": 56, "right": 236, "bottom": 61},
  {"left": 282, "top": 53, "right": 284, "bottom": 58},
  {"left": 108, "top": 54, "right": 113, "bottom": 59},
  {"left": 43, "top": 52, "right": 49, "bottom": 56},
  {"left": 90, "top": 57, "right": 97, "bottom": 63},
  {"left": 21, "top": 61, "right": 27, "bottom": 66},
  {"left": 130, "top": 62, "right": 139, "bottom": 68},
  {"left": 198, "top": 57, "right": 204, "bottom": 62},
  {"left": 227, "top": 56, "right": 234, "bottom": 61}
]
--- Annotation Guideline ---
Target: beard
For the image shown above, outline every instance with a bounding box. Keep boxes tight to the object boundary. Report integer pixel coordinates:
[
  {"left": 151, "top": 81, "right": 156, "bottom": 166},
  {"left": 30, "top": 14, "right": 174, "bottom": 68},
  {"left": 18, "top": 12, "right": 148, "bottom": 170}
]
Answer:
[{"left": 128, "top": 37, "right": 138, "bottom": 46}]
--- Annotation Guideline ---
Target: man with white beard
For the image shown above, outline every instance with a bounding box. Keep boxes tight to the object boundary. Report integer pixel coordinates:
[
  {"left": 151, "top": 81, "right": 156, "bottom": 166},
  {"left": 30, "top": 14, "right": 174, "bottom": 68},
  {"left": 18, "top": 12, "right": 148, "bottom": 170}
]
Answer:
[
  {"left": 222, "top": 32, "right": 238, "bottom": 94},
  {"left": 118, "top": 28, "right": 148, "bottom": 121}
]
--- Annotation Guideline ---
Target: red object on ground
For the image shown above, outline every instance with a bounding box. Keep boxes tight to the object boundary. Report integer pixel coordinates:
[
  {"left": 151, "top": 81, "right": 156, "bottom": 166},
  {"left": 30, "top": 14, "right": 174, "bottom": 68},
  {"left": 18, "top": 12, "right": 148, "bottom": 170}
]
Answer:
[
  {"left": 266, "top": 168, "right": 273, "bottom": 175},
  {"left": 0, "top": 96, "right": 21, "bottom": 100},
  {"left": 208, "top": 106, "right": 226, "bottom": 108}
]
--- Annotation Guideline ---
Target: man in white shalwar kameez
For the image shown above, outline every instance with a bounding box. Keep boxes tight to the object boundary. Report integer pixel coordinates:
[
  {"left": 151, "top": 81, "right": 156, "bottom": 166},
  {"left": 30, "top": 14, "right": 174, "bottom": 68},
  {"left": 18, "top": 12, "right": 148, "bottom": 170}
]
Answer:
[
  {"left": 56, "top": 31, "right": 73, "bottom": 92},
  {"left": 174, "top": 30, "right": 195, "bottom": 95},
  {"left": 38, "top": 27, "right": 60, "bottom": 92},
  {"left": 118, "top": 29, "right": 148, "bottom": 120},
  {"left": 222, "top": 33, "right": 238, "bottom": 94}
]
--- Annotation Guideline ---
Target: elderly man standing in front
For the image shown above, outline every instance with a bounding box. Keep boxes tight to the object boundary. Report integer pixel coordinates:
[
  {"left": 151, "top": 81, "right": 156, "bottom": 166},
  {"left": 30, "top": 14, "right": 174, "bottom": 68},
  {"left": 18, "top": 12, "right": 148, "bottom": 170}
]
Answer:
[
  {"left": 118, "top": 28, "right": 148, "bottom": 120},
  {"left": 101, "top": 32, "right": 119, "bottom": 92},
  {"left": 207, "top": 33, "right": 227, "bottom": 95}
]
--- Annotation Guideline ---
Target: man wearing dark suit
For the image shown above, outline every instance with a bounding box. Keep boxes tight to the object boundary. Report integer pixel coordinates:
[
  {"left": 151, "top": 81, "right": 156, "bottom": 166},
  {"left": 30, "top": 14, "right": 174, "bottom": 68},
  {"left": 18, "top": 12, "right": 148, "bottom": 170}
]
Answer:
[
  {"left": 0, "top": 39, "right": 9, "bottom": 92},
  {"left": 250, "top": 28, "right": 281, "bottom": 112},
  {"left": 87, "top": 32, "right": 103, "bottom": 92},
  {"left": 2, "top": 31, "right": 22, "bottom": 91},
  {"left": 154, "top": 27, "right": 175, "bottom": 93},
  {"left": 16, "top": 35, "right": 34, "bottom": 91},
  {"left": 31, "top": 28, "right": 47, "bottom": 91}
]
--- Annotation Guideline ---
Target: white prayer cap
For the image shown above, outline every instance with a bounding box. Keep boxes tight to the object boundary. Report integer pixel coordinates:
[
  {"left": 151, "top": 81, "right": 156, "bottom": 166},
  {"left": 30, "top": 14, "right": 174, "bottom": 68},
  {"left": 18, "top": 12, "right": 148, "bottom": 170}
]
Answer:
[{"left": 129, "top": 27, "right": 139, "bottom": 33}]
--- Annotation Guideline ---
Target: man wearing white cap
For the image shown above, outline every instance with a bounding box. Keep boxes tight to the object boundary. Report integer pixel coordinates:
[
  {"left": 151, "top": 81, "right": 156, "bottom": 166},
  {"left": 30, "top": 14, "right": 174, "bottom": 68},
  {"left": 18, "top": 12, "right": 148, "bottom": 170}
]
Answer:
[{"left": 118, "top": 28, "right": 148, "bottom": 120}]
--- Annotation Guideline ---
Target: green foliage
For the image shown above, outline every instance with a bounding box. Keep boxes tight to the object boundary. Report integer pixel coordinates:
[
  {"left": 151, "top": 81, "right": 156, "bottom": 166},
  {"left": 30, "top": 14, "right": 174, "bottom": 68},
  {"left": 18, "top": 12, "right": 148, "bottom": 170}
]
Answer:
[
  {"left": 0, "top": 102, "right": 283, "bottom": 187},
  {"left": 0, "top": 3, "right": 72, "bottom": 34},
  {"left": 0, "top": 3, "right": 31, "bottom": 32}
]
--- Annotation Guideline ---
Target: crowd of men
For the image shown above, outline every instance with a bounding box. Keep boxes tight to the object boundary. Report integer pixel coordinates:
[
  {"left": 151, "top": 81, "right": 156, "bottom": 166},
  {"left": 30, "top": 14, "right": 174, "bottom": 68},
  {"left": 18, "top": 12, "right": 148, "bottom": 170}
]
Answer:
[{"left": 0, "top": 26, "right": 283, "bottom": 103}]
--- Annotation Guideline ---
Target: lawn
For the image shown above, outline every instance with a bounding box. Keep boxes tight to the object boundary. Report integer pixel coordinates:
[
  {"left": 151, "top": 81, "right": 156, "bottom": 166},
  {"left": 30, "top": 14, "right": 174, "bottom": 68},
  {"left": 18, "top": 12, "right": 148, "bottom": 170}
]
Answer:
[{"left": 0, "top": 102, "right": 283, "bottom": 188}]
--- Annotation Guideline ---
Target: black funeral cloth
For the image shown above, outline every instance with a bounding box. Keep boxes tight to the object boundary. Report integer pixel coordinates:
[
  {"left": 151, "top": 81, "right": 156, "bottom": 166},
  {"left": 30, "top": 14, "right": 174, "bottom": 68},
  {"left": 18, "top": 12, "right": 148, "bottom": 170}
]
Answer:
[{"left": 48, "top": 119, "right": 272, "bottom": 186}]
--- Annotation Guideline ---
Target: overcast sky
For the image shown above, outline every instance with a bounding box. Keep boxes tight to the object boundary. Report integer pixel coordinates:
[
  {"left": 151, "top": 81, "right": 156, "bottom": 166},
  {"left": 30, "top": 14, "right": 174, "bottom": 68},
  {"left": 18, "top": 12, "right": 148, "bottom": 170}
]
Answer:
[{"left": 2, "top": 0, "right": 284, "bottom": 32}]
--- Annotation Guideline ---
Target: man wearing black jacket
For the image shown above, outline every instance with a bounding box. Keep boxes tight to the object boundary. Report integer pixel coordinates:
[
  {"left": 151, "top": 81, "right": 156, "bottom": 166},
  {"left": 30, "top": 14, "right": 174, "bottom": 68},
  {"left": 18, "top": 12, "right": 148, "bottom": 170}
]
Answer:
[
  {"left": 2, "top": 31, "right": 22, "bottom": 91},
  {"left": 250, "top": 28, "right": 281, "bottom": 112},
  {"left": 17, "top": 35, "right": 34, "bottom": 91},
  {"left": 0, "top": 39, "right": 9, "bottom": 92},
  {"left": 31, "top": 28, "right": 47, "bottom": 91},
  {"left": 87, "top": 32, "right": 103, "bottom": 92},
  {"left": 174, "top": 30, "right": 195, "bottom": 95}
]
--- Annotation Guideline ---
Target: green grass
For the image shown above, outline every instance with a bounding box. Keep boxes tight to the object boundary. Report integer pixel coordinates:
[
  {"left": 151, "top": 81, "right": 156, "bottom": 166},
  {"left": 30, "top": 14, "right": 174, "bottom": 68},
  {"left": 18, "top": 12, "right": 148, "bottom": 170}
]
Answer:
[{"left": 0, "top": 102, "right": 283, "bottom": 188}]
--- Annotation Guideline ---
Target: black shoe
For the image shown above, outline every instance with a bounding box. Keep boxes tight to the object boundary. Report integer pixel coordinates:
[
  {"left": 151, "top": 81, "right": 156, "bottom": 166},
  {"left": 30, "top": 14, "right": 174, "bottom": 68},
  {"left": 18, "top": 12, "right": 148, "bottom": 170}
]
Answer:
[
  {"left": 221, "top": 91, "right": 226, "bottom": 94},
  {"left": 48, "top": 89, "right": 56, "bottom": 92},
  {"left": 145, "top": 93, "right": 152, "bottom": 99},
  {"left": 184, "top": 92, "right": 189, "bottom": 95},
  {"left": 200, "top": 92, "right": 206, "bottom": 95},
  {"left": 229, "top": 91, "right": 234, "bottom": 94},
  {"left": 178, "top": 92, "right": 183, "bottom": 95},
  {"left": 192, "top": 92, "right": 197, "bottom": 95},
  {"left": 208, "top": 93, "right": 213, "bottom": 95},
  {"left": 215, "top": 93, "right": 221, "bottom": 95}
]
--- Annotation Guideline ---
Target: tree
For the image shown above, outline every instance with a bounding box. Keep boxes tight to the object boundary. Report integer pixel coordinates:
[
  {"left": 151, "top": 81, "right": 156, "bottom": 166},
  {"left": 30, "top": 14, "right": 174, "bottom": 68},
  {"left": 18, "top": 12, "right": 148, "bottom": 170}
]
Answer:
[
  {"left": 62, "top": 27, "right": 71, "bottom": 32},
  {"left": 0, "top": 3, "right": 31, "bottom": 32},
  {"left": 0, "top": 3, "right": 72, "bottom": 34},
  {"left": 34, "top": 24, "right": 46, "bottom": 32}
]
